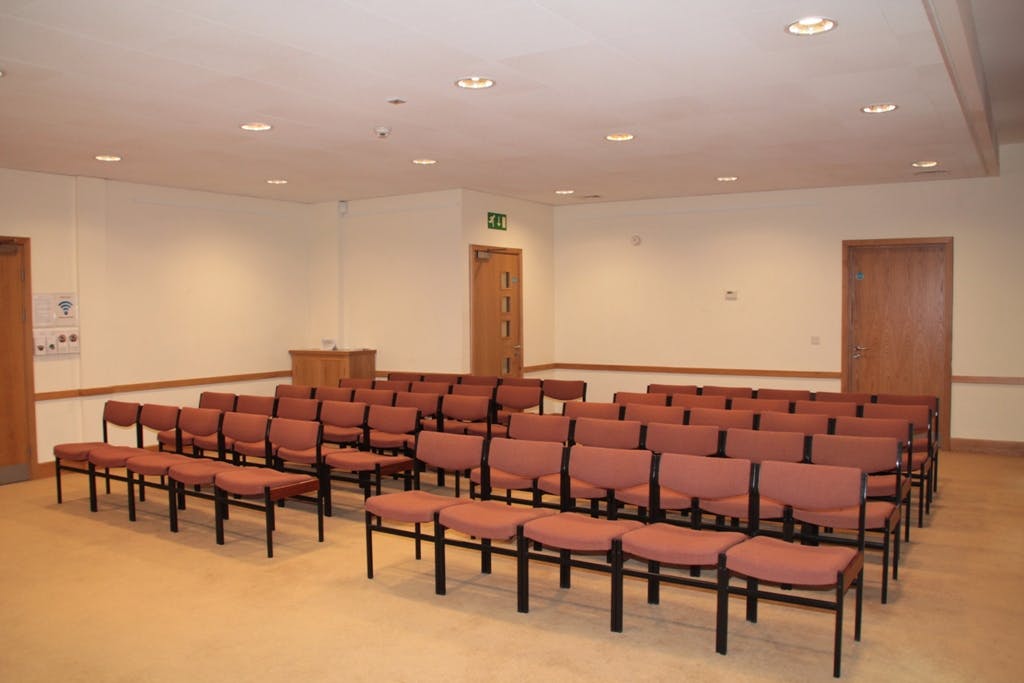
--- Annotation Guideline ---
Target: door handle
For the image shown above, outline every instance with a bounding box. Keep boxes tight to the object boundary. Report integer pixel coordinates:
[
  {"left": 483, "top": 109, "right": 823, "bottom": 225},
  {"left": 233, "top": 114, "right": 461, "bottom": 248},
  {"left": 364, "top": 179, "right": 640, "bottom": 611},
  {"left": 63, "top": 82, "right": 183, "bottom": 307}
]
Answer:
[{"left": 855, "top": 345, "right": 870, "bottom": 351}]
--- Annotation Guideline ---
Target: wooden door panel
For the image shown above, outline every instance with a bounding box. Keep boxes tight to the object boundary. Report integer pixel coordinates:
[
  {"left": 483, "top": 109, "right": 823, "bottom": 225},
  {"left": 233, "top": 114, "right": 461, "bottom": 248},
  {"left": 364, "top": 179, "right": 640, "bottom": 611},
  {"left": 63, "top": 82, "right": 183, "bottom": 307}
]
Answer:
[
  {"left": 0, "top": 237, "right": 36, "bottom": 483},
  {"left": 470, "top": 246, "right": 523, "bottom": 377}
]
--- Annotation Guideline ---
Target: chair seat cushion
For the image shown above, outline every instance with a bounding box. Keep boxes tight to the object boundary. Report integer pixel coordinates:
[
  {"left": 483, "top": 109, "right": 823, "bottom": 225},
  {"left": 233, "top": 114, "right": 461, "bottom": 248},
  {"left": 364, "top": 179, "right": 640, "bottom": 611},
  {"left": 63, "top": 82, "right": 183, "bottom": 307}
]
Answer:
[
  {"left": 54, "top": 442, "right": 104, "bottom": 461},
  {"left": 192, "top": 434, "right": 224, "bottom": 452},
  {"left": 622, "top": 524, "right": 747, "bottom": 566},
  {"left": 522, "top": 512, "right": 642, "bottom": 552},
  {"left": 277, "top": 446, "right": 318, "bottom": 464},
  {"left": 232, "top": 439, "right": 267, "bottom": 459},
  {"left": 470, "top": 467, "right": 533, "bottom": 491},
  {"left": 439, "top": 501, "right": 557, "bottom": 539},
  {"left": 796, "top": 501, "right": 898, "bottom": 530},
  {"left": 214, "top": 468, "right": 314, "bottom": 497},
  {"left": 616, "top": 483, "right": 691, "bottom": 510},
  {"left": 364, "top": 490, "right": 471, "bottom": 523},
  {"left": 465, "top": 423, "right": 502, "bottom": 437},
  {"left": 725, "top": 535, "right": 859, "bottom": 586},
  {"left": 324, "top": 449, "right": 412, "bottom": 474},
  {"left": 156, "top": 429, "right": 182, "bottom": 448},
  {"left": 89, "top": 445, "right": 149, "bottom": 468},
  {"left": 323, "top": 426, "right": 362, "bottom": 444},
  {"left": 367, "top": 432, "right": 415, "bottom": 450},
  {"left": 126, "top": 452, "right": 194, "bottom": 475},
  {"left": 168, "top": 460, "right": 235, "bottom": 485}
]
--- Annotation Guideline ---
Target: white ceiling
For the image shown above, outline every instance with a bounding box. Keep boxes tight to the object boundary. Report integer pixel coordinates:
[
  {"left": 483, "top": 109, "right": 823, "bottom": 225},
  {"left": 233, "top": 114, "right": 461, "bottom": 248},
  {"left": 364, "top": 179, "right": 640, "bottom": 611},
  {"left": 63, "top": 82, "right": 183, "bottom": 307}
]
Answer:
[{"left": 0, "top": 0, "right": 1021, "bottom": 205}]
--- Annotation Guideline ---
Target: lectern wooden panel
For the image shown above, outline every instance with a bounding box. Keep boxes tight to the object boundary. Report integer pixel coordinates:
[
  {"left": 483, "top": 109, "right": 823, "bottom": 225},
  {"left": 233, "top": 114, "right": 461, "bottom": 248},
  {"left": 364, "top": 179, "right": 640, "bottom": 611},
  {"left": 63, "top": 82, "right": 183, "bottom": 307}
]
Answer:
[{"left": 289, "top": 349, "right": 376, "bottom": 387}]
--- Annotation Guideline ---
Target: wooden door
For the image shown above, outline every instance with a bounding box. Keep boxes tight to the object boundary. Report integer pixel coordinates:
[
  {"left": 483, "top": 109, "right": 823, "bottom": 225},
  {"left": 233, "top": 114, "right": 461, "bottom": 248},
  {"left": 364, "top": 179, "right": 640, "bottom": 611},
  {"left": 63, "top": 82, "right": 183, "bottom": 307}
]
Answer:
[
  {"left": 470, "top": 246, "right": 523, "bottom": 377},
  {"left": 842, "top": 238, "right": 953, "bottom": 442},
  {"left": 0, "top": 237, "right": 38, "bottom": 484}
]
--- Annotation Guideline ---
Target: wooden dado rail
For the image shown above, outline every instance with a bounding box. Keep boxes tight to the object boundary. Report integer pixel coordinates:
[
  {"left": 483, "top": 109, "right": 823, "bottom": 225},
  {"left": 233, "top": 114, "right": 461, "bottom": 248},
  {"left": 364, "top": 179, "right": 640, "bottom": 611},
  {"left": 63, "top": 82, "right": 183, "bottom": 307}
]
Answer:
[{"left": 34, "top": 370, "right": 292, "bottom": 401}]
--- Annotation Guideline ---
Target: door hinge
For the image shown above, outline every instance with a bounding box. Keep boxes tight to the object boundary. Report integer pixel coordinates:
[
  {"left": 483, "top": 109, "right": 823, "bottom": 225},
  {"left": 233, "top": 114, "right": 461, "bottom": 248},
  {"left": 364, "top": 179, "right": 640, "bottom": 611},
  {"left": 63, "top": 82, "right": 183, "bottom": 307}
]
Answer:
[{"left": 21, "top": 268, "right": 26, "bottom": 282}]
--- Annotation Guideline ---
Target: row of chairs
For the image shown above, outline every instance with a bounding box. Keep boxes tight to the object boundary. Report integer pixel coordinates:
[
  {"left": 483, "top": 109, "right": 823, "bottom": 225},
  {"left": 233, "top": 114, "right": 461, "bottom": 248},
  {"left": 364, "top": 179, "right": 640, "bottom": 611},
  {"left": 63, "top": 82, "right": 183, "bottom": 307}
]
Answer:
[{"left": 365, "top": 430, "right": 896, "bottom": 677}]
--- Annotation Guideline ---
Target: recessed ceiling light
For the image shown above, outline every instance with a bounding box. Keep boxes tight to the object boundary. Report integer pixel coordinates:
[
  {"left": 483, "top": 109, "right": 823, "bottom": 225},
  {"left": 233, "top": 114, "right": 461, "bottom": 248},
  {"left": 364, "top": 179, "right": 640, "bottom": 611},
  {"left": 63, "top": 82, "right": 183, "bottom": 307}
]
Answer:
[
  {"left": 0, "top": 70, "right": 5, "bottom": 78},
  {"left": 386, "top": 97, "right": 407, "bottom": 105},
  {"left": 605, "top": 133, "right": 634, "bottom": 142},
  {"left": 94, "top": 154, "right": 122, "bottom": 162},
  {"left": 455, "top": 77, "right": 494, "bottom": 89},
  {"left": 240, "top": 122, "right": 272, "bottom": 131},
  {"left": 861, "top": 103, "right": 898, "bottom": 114},
  {"left": 554, "top": 189, "right": 575, "bottom": 195},
  {"left": 912, "top": 160, "right": 939, "bottom": 168},
  {"left": 716, "top": 176, "right": 739, "bottom": 182},
  {"left": 266, "top": 179, "right": 288, "bottom": 184},
  {"left": 412, "top": 158, "right": 437, "bottom": 165},
  {"left": 786, "top": 16, "right": 837, "bottom": 35}
]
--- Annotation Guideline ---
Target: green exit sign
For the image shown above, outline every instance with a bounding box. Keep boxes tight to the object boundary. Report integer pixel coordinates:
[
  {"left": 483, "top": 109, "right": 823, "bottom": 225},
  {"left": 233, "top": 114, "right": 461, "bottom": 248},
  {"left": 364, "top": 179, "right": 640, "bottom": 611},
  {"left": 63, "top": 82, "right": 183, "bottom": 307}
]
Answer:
[{"left": 487, "top": 212, "right": 507, "bottom": 231}]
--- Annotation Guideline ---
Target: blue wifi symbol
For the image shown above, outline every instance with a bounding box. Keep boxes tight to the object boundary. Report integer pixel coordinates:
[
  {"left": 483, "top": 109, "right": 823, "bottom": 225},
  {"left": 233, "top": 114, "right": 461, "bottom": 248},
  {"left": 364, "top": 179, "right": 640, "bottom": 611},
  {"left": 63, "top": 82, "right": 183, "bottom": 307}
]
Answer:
[{"left": 57, "top": 300, "right": 73, "bottom": 316}]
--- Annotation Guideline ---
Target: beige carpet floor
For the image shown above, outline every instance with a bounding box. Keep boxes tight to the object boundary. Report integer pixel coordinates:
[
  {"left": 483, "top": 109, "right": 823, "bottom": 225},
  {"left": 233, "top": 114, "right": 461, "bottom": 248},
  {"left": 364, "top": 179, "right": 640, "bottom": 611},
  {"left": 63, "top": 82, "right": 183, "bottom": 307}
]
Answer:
[{"left": 1, "top": 450, "right": 1023, "bottom": 682}]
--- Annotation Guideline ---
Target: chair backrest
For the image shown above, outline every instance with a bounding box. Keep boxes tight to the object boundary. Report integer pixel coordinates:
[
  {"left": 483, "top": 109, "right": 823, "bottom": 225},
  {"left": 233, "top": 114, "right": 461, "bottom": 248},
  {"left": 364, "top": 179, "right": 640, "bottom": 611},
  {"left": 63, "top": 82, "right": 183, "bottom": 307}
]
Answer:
[
  {"left": 178, "top": 406, "right": 222, "bottom": 439},
  {"left": 421, "top": 372, "right": 462, "bottom": 384},
  {"left": 314, "top": 385, "right": 354, "bottom": 402},
  {"left": 814, "top": 390, "right": 872, "bottom": 404},
  {"left": 460, "top": 374, "right": 500, "bottom": 387},
  {"left": 339, "top": 377, "right": 374, "bottom": 389},
  {"left": 562, "top": 401, "right": 622, "bottom": 419},
  {"left": 387, "top": 371, "right": 423, "bottom": 382},
  {"left": 541, "top": 379, "right": 587, "bottom": 401},
  {"left": 758, "top": 460, "right": 864, "bottom": 515},
  {"left": 450, "top": 383, "right": 496, "bottom": 400},
  {"left": 755, "top": 388, "right": 812, "bottom": 402},
  {"left": 657, "top": 452, "right": 751, "bottom": 502},
  {"left": 268, "top": 417, "right": 321, "bottom": 451},
  {"left": 198, "top": 391, "right": 236, "bottom": 412},
  {"left": 567, "top": 445, "right": 653, "bottom": 492},
  {"left": 794, "top": 399, "right": 857, "bottom": 418},
  {"left": 670, "top": 393, "right": 727, "bottom": 410},
  {"left": 499, "top": 377, "right": 542, "bottom": 388},
  {"left": 353, "top": 388, "right": 396, "bottom": 406},
  {"left": 622, "top": 403, "right": 686, "bottom": 426},
  {"left": 495, "top": 384, "right": 543, "bottom": 412},
  {"left": 373, "top": 379, "right": 411, "bottom": 392},
  {"left": 414, "top": 430, "right": 485, "bottom": 471},
  {"left": 507, "top": 413, "right": 572, "bottom": 443},
  {"left": 367, "top": 404, "right": 420, "bottom": 434},
  {"left": 274, "top": 397, "right": 320, "bottom": 421},
  {"left": 809, "top": 434, "right": 903, "bottom": 476},
  {"left": 409, "top": 381, "right": 451, "bottom": 395},
  {"left": 441, "top": 394, "right": 491, "bottom": 421},
  {"left": 101, "top": 400, "right": 143, "bottom": 444},
  {"left": 643, "top": 423, "right": 719, "bottom": 455},
  {"left": 221, "top": 411, "right": 270, "bottom": 443},
  {"left": 395, "top": 391, "right": 443, "bottom": 419},
  {"left": 319, "top": 400, "right": 368, "bottom": 429},
  {"left": 723, "top": 428, "right": 805, "bottom": 463},
  {"left": 647, "top": 383, "right": 698, "bottom": 395},
  {"left": 701, "top": 385, "right": 754, "bottom": 398},
  {"left": 275, "top": 384, "right": 314, "bottom": 399},
  {"left": 613, "top": 391, "right": 668, "bottom": 406},
  {"left": 571, "top": 417, "right": 642, "bottom": 449},
  {"left": 234, "top": 394, "right": 276, "bottom": 416},
  {"left": 758, "top": 411, "right": 830, "bottom": 436},
  {"left": 833, "top": 415, "right": 912, "bottom": 444},
  {"left": 688, "top": 407, "right": 755, "bottom": 430},
  {"left": 487, "top": 437, "right": 564, "bottom": 480},
  {"left": 139, "top": 403, "right": 180, "bottom": 433},
  {"left": 730, "top": 397, "right": 790, "bottom": 413},
  {"left": 861, "top": 403, "right": 932, "bottom": 454}
]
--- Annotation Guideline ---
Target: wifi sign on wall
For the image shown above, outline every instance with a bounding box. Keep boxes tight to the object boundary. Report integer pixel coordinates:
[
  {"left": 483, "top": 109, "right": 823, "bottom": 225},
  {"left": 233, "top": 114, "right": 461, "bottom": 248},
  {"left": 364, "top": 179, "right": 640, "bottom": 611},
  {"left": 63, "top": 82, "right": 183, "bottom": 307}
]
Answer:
[{"left": 31, "top": 292, "right": 80, "bottom": 356}]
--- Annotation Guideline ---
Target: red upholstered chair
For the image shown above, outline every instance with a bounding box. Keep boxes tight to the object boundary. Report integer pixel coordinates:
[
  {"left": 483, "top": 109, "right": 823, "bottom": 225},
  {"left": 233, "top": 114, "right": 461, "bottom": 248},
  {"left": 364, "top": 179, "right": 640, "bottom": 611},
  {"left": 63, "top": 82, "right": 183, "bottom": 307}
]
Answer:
[
  {"left": 439, "top": 394, "right": 491, "bottom": 437},
  {"left": 174, "top": 406, "right": 224, "bottom": 458},
  {"left": 339, "top": 378, "right": 374, "bottom": 390},
  {"left": 515, "top": 445, "right": 651, "bottom": 628},
  {"left": 313, "top": 386, "right": 354, "bottom": 402},
  {"left": 353, "top": 388, "right": 396, "bottom": 407},
  {"left": 460, "top": 374, "right": 500, "bottom": 387},
  {"left": 701, "top": 385, "right": 754, "bottom": 399},
  {"left": 450, "top": 383, "right": 495, "bottom": 400},
  {"left": 373, "top": 379, "right": 411, "bottom": 392},
  {"left": 873, "top": 393, "right": 941, "bottom": 489},
  {"left": 570, "top": 417, "right": 642, "bottom": 449},
  {"left": 322, "top": 437, "right": 414, "bottom": 513},
  {"left": 647, "top": 383, "right": 698, "bottom": 395},
  {"left": 275, "top": 384, "right": 315, "bottom": 399},
  {"left": 319, "top": 400, "right": 367, "bottom": 448},
  {"left": 470, "top": 436, "right": 565, "bottom": 507},
  {"left": 125, "top": 450, "right": 194, "bottom": 521},
  {"left": 198, "top": 391, "right": 236, "bottom": 411},
  {"left": 809, "top": 434, "right": 904, "bottom": 603},
  {"left": 540, "top": 379, "right": 587, "bottom": 414},
  {"left": 687, "top": 407, "right": 755, "bottom": 430},
  {"left": 365, "top": 405, "right": 420, "bottom": 454},
  {"left": 610, "top": 453, "right": 750, "bottom": 631},
  {"left": 815, "top": 390, "right": 872, "bottom": 406},
  {"left": 421, "top": 372, "right": 462, "bottom": 384},
  {"left": 613, "top": 391, "right": 668, "bottom": 406},
  {"left": 220, "top": 411, "right": 270, "bottom": 466},
  {"left": 795, "top": 399, "right": 858, "bottom": 419},
  {"left": 713, "top": 428, "right": 805, "bottom": 530},
  {"left": 139, "top": 403, "right": 181, "bottom": 453},
  {"left": 757, "top": 410, "right": 830, "bottom": 437},
  {"left": 473, "top": 384, "right": 543, "bottom": 438},
  {"left": 670, "top": 393, "right": 727, "bottom": 410},
  {"left": 755, "top": 388, "right": 812, "bottom": 404},
  {"left": 716, "top": 460, "right": 867, "bottom": 678},
  {"left": 387, "top": 371, "right": 422, "bottom": 382},
  {"left": 506, "top": 413, "right": 572, "bottom": 444},
  {"left": 235, "top": 394, "right": 276, "bottom": 416},
  {"left": 53, "top": 400, "right": 141, "bottom": 508},
  {"left": 409, "top": 381, "right": 452, "bottom": 396},
  {"left": 500, "top": 377, "right": 542, "bottom": 388},
  {"left": 166, "top": 458, "right": 235, "bottom": 532},
  {"left": 642, "top": 423, "right": 720, "bottom": 456},
  {"left": 363, "top": 431, "right": 484, "bottom": 578},
  {"left": 273, "top": 397, "right": 320, "bottom": 421},
  {"left": 562, "top": 401, "right": 622, "bottom": 420},
  {"left": 622, "top": 403, "right": 686, "bottom": 428},
  {"left": 861, "top": 402, "right": 935, "bottom": 527},
  {"left": 729, "top": 397, "right": 790, "bottom": 414},
  {"left": 395, "top": 391, "right": 443, "bottom": 432}
]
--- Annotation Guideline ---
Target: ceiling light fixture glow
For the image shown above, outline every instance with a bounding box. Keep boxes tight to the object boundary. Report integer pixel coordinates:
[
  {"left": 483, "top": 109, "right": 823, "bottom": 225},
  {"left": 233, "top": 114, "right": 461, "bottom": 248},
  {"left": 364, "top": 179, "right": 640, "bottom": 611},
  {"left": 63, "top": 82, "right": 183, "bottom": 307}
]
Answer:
[
  {"left": 912, "top": 160, "right": 939, "bottom": 168},
  {"left": 412, "top": 158, "right": 437, "bottom": 165},
  {"left": 266, "top": 179, "right": 288, "bottom": 184},
  {"left": 717, "top": 176, "right": 738, "bottom": 182},
  {"left": 240, "top": 122, "right": 272, "bottom": 131},
  {"left": 94, "top": 154, "right": 122, "bottom": 162},
  {"left": 455, "top": 76, "right": 494, "bottom": 89},
  {"left": 605, "top": 133, "right": 634, "bottom": 142},
  {"left": 786, "top": 16, "right": 836, "bottom": 35},
  {"left": 861, "top": 103, "right": 898, "bottom": 114},
  {"left": 554, "top": 189, "right": 575, "bottom": 195}
]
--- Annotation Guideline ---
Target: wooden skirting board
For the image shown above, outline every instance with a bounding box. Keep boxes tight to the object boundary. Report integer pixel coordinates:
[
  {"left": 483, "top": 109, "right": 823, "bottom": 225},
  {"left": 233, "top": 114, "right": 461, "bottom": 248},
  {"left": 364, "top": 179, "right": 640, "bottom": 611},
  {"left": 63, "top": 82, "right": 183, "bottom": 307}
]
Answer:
[{"left": 948, "top": 439, "right": 1024, "bottom": 457}]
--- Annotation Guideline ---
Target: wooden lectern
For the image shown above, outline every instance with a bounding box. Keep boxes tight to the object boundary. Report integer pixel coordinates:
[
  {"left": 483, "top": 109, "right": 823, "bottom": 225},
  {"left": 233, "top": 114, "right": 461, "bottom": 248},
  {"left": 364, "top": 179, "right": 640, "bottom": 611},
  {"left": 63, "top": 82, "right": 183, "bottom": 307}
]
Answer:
[{"left": 289, "top": 349, "right": 376, "bottom": 386}]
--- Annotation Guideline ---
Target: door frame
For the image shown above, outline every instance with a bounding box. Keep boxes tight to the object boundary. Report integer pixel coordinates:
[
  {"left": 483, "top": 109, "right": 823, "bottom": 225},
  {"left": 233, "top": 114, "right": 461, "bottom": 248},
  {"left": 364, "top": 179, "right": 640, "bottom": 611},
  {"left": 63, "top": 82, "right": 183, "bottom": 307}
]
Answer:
[
  {"left": 469, "top": 244, "right": 524, "bottom": 377},
  {"left": 0, "top": 236, "right": 44, "bottom": 480},
  {"left": 841, "top": 236, "right": 953, "bottom": 443}
]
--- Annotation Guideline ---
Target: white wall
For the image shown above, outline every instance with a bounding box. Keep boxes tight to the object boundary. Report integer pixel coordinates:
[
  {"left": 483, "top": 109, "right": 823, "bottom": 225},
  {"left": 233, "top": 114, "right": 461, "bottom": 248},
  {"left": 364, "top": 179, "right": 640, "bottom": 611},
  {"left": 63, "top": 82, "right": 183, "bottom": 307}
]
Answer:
[{"left": 553, "top": 143, "right": 1024, "bottom": 441}]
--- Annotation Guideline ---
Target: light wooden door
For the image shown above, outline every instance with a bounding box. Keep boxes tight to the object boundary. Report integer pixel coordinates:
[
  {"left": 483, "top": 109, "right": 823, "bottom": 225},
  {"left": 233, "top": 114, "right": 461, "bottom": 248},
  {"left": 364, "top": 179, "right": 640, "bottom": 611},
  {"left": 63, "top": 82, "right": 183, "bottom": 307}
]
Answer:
[
  {"left": 470, "top": 246, "right": 523, "bottom": 377},
  {"left": 842, "top": 238, "right": 953, "bottom": 442},
  {"left": 0, "top": 237, "right": 38, "bottom": 484}
]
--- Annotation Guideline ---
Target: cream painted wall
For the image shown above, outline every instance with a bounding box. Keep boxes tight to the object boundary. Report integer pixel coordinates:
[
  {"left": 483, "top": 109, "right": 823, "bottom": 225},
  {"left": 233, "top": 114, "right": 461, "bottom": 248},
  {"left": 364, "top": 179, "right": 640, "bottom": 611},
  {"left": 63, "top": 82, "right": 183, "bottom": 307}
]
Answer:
[{"left": 553, "top": 143, "right": 1024, "bottom": 441}]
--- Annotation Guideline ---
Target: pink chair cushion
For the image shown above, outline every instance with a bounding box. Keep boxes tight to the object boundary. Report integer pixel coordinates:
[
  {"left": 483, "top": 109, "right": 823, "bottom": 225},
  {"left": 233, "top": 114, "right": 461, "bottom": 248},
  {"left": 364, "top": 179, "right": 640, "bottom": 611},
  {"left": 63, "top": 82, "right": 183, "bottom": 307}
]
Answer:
[
  {"left": 439, "top": 501, "right": 556, "bottom": 539},
  {"left": 54, "top": 442, "right": 104, "bottom": 461},
  {"left": 796, "top": 500, "right": 897, "bottom": 530},
  {"left": 324, "top": 449, "right": 412, "bottom": 473},
  {"left": 521, "top": 512, "right": 642, "bottom": 552},
  {"left": 126, "top": 453, "right": 193, "bottom": 475},
  {"left": 323, "top": 426, "right": 362, "bottom": 444},
  {"left": 88, "top": 445, "right": 149, "bottom": 468},
  {"left": 469, "top": 467, "right": 533, "bottom": 491},
  {"left": 168, "top": 460, "right": 235, "bottom": 486},
  {"left": 364, "top": 490, "right": 471, "bottom": 523},
  {"left": 725, "top": 535, "right": 859, "bottom": 586},
  {"left": 277, "top": 446, "right": 319, "bottom": 464},
  {"left": 621, "top": 524, "right": 747, "bottom": 565},
  {"left": 214, "top": 468, "right": 314, "bottom": 496}
]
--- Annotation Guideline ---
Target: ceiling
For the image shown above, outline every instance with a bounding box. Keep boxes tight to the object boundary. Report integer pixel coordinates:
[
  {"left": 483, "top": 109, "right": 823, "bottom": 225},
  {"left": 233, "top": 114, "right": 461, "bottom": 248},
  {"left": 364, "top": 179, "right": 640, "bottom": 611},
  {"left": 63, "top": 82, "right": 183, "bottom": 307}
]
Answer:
[{"left": 0, "top": 0, "right": 1021, "bottom": 205}]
